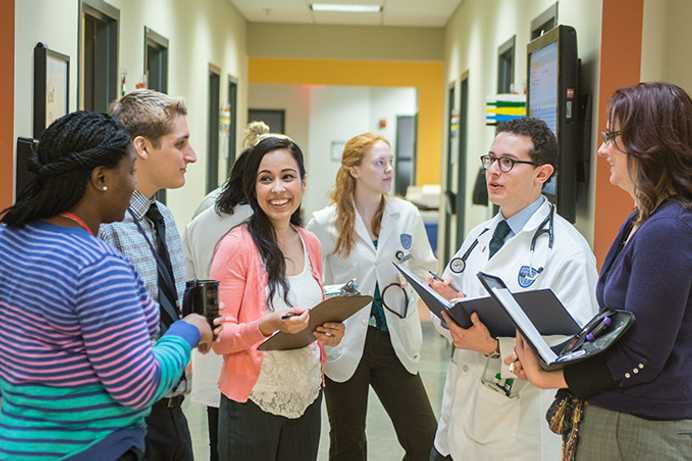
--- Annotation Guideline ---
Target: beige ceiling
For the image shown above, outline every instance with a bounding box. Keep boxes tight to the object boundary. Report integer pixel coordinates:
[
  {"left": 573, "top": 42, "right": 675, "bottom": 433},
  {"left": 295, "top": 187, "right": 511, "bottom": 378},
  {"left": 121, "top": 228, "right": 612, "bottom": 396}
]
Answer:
[{"left": 228, "top": 0, "right": 462, "bottom": 27}]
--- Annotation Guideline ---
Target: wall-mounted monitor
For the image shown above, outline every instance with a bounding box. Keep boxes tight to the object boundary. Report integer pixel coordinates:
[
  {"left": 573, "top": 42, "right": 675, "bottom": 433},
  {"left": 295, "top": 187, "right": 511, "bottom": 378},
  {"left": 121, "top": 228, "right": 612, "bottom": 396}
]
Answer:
[{"left": 527, "top": 25, "right": 579, "bottom": 222}]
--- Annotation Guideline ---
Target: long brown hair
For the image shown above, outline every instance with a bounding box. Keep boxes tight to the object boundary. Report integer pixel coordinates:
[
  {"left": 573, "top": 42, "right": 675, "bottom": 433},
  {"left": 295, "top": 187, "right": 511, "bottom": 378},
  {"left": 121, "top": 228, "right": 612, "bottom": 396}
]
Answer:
[
  {"left": 331, "top": 133, "right": 390, "bottom": 257},
  {"left": 608, "top": 82, "right": 692, "bottom": 223}
]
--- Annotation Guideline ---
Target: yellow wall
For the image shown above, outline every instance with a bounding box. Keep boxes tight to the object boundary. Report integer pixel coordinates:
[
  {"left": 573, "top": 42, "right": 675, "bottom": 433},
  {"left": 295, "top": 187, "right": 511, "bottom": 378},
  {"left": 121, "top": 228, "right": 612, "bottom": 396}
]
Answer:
[{"left": 249, "top": 58, "right": 444, "bottom": 185}]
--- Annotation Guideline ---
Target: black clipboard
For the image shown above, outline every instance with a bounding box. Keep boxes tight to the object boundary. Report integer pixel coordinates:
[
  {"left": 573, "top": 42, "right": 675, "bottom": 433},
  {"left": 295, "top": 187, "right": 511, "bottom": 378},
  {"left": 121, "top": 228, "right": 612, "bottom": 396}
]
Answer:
[
  {"left": 393, "top": 262, "right": 580, "bottom": 338},
  {"left": 258, "top": 294, "right": 372, "bottom": 351},
  {"left": 477, "top": 271, "right": 635, "bottom": 370}
]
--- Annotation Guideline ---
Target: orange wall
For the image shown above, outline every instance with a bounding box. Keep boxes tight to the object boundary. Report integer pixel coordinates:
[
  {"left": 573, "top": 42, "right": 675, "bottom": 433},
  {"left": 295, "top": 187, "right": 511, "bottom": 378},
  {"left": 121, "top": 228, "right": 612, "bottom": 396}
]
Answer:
[
  {"left": 593, "top": 0, "right": 643, "bottom": 266},
  {"left": 0, "top": 0, "right": 14, "bottom": 209},
  {"left": 249, "top": 58, "right": 445, "bottom": 185}
]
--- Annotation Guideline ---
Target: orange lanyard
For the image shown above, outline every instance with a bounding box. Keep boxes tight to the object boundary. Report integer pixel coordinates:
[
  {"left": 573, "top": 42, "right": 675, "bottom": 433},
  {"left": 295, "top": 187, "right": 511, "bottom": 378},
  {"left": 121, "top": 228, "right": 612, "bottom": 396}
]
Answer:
[{"left": 60, "top": 212, "right": 94, "bottom": 236}]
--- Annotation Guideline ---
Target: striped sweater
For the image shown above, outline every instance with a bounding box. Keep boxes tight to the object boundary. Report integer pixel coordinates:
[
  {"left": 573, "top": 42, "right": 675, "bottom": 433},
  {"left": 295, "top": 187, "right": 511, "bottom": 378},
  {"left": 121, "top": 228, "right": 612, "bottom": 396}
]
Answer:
[{"left": 0, "top": 222, "right": 199, "bottom": 460}]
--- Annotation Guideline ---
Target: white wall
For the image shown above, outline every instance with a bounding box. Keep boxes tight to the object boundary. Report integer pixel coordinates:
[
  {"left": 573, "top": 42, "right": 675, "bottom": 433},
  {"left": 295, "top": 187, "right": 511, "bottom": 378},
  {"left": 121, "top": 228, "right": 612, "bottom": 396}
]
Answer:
[
  {"left": 14, "top": 0, "right": 248, "bottom": 229},
  {"left": 443, "top": 0, "right": 603, "bottom": 250},
  {"left": 247, "top": 84, "right": 310, "bottom": 152},
  {"left": 641, "top": 0, "right": 692, "bottom": 94},
  {"left": 249, "top": 84, "right": 417, "bottom": 218}
]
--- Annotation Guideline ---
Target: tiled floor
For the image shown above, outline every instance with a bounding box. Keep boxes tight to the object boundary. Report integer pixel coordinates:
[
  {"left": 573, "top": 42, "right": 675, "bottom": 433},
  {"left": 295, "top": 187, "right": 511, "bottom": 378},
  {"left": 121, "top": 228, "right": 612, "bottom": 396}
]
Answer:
[{"left": 184, "top": 320, "right": 450, "bottom": 461}]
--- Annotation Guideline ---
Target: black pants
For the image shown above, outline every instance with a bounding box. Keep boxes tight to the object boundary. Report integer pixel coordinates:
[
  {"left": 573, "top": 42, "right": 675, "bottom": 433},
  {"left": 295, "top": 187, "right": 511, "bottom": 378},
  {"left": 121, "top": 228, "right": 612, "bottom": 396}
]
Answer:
[
  {"left": 208, "top": 406, "right": 219, "bottom": 461},
  {"left": 325, "top": 327, "right": 437, "bottom": 461},
  {"left": 218, "top": 392, "right": 322, "bottom": 461},
  {"left": 143, "top": 397, "right": 194, "bottom": 461},
  {"left": 429, "top": 447, "right": 453, "bottom": 461}
]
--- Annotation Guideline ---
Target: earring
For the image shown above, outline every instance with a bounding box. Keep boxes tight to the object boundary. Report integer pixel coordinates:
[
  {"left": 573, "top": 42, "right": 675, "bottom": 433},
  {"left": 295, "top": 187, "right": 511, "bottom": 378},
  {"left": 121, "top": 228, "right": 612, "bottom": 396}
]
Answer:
[{"left": 101, "top": 186, "right": 109, "bottom": 191}]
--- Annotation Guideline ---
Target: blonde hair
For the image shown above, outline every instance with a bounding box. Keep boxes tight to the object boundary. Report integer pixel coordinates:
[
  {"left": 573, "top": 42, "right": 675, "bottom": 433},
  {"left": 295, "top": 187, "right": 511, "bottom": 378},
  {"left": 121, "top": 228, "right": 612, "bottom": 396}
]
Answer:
[
  {"left": 243, "top": 120, "right": 294, "bottom": 148},
  {"left": 331, "top": 132, "right": 390, "bottom": 257},
  {"left": 110, "top": 89, "right": 187, "bottom": 146}
]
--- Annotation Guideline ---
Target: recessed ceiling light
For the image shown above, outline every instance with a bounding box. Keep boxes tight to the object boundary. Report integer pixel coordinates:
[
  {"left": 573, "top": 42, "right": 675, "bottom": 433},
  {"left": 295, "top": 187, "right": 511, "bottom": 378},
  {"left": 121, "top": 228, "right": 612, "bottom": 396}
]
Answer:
[{"left": 310, "top": 3, "right": 383, "bottom": 13}]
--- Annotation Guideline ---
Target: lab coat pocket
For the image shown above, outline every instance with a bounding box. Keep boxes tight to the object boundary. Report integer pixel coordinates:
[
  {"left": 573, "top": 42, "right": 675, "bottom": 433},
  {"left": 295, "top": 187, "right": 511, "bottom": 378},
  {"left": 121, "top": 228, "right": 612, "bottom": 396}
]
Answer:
[
  {"left": 464, "top": 379, "right": 521, "bottom": 445},
  {"left": 395, "top": 314, "right": 423, "bottom": 360}
]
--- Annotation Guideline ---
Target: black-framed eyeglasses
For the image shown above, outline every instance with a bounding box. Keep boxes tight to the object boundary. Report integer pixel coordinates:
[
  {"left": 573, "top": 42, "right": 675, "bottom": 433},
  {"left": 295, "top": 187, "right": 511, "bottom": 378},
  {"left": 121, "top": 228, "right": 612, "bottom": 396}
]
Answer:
[
  {"left": 601, "top": 130, "right": 623, "bottom": 145},
  {"left": 601, "top": 130, "right": 622, "bottom": 144},
  {"left": 480, "top": 154, "right": 537, "bottom": 173}
]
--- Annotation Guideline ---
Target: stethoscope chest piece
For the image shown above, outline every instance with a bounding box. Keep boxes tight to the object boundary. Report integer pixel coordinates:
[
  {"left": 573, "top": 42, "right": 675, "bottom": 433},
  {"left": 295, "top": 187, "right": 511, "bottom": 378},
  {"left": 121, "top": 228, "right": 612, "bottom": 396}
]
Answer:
[{"left": 449, "top": 257, "right": 466, "bottom": 274}]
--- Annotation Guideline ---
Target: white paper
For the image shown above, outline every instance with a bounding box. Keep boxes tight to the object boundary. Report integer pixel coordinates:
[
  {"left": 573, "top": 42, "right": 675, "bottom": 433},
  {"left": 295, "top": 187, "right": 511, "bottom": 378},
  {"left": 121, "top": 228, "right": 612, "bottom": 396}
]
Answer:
[{"left": 492, "top": 287, "right": 557, "bottom": 363}]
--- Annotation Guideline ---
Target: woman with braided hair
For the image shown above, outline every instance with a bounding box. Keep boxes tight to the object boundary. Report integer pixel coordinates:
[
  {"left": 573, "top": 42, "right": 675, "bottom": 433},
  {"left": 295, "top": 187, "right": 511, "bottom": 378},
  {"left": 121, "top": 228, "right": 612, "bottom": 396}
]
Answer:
[{"left": 0, "top": 111, "right": 214, "bottom": 461}]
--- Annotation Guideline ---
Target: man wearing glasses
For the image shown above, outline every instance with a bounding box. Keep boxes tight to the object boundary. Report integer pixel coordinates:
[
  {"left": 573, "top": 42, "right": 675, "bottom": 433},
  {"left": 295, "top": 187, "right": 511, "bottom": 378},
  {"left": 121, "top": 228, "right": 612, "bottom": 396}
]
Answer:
[{"left": 429, "top": 117, "right": 599, "bottom": 461}]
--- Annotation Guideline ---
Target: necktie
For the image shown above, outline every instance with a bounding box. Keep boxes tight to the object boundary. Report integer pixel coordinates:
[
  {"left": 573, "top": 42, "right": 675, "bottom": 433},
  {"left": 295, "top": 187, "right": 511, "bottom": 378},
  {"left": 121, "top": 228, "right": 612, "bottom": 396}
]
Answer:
[
  {"left": 146, "top": 203, "right": 179, "bottom": 325},
  {"left": 488, "top": 220, "right": 511, "bottom": 258}
]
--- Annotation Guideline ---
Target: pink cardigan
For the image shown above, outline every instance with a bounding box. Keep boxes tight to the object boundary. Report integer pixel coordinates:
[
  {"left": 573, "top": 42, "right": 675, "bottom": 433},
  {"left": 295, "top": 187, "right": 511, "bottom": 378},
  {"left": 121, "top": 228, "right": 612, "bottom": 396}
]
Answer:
[{"left": 210, "top": 224, "right": 325, "bottom": 402}]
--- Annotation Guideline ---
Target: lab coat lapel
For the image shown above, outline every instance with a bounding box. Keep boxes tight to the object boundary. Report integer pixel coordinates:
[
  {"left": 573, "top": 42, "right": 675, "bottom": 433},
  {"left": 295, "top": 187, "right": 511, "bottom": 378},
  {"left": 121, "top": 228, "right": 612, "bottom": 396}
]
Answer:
[
  {"left": 353, "top": 204, "right": 377, "bottom": 253},
  {"left": 377, "top": 199, "right": 400, "bottom": 257}
]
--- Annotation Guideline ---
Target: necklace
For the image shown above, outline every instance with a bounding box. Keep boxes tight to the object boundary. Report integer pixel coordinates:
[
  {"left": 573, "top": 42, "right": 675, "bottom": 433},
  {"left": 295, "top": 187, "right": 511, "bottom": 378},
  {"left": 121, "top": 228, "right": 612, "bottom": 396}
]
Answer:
[{"left": 60, "top": 212, "right": 95, "bottom": 236}]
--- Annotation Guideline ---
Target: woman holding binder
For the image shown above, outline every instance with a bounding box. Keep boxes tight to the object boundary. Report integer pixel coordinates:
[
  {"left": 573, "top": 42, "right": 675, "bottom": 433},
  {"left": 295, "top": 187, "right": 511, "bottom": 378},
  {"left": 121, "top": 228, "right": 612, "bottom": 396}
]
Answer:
[
  {"left": 210, "top": 135, "right": 345, "bottom": 461},
  {"left": 307, "top": 133, "right": 438, "bottom": 461},
  {"left": 508, "top": 82, "right": 692, "bottom": 460}
]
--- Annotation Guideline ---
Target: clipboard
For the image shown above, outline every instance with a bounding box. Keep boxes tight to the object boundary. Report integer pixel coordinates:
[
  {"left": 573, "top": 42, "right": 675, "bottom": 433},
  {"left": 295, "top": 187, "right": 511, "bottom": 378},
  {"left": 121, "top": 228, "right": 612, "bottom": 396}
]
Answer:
[
  {"left": 393, "top": 262, "right": 580, "bottom": 338},
  {"left": 258, "top": 294, "right": 372, "bottom": 351},
  {"left": 477, "top": 271, "right": 635, "bottom": 370}
]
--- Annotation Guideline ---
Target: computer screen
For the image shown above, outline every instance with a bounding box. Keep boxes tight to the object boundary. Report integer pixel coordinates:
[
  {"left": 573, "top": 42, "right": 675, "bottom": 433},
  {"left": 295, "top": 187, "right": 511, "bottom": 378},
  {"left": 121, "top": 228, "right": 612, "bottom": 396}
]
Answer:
[
  {"left": 526, "top": 25, "right": 579, "bottom": 222},
  {"left": 528, "top": 41, "right": 559, "bottom": 196}
]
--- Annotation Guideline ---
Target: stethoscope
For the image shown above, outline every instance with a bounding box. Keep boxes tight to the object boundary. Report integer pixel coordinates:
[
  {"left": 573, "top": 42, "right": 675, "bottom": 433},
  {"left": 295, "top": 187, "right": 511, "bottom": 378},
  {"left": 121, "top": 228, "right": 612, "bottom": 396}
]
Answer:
[{"left": 449, "top": 204, "right": 556, "bottom": 274}]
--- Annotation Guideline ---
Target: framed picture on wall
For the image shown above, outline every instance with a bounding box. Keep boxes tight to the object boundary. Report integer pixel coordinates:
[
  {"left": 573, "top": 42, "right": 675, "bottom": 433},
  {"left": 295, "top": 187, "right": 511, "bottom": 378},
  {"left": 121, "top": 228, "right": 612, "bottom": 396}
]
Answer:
[
  {"left": 330, "top": 141, "right": 345, "bottom": 162},
  {"left": 34, "top": 42, "right": 70, "bottom": 138}
]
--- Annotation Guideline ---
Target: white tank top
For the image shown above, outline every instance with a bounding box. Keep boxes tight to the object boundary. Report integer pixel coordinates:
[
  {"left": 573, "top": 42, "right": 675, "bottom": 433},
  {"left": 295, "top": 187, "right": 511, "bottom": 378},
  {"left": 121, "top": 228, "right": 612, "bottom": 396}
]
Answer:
[{"left": 249, "top": 236, "right": 322, "bottom": 418}]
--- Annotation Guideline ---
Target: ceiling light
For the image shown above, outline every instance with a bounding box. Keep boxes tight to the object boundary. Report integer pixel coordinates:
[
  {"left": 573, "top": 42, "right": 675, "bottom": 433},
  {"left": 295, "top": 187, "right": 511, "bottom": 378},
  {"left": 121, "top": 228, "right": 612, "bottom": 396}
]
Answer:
[{"left": 310, "top": 3, "right": 383, "bottom": 13}]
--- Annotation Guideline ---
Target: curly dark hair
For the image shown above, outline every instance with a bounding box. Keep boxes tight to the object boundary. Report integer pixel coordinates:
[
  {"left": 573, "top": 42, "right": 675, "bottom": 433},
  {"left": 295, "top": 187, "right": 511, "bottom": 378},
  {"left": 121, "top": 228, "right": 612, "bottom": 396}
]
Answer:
[
  {"left": 496, "top": 117, "right": 558, "bottom": 169},
  {"left": 1, "top": 111, "right": 131, "bottom": 227},
  {"left": 608, "top": 82, "right": 692, "bottom": 222}
]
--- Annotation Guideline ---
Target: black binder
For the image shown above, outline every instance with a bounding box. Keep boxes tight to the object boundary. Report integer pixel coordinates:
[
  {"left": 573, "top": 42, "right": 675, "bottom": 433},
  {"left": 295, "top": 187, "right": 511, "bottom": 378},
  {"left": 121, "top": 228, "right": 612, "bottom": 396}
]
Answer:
[
  {"left": 393, "top": 262, "right": 581, "bottom": 338},
  {"left": 477, "top": 271, "right": 635, "bottom": 370}
]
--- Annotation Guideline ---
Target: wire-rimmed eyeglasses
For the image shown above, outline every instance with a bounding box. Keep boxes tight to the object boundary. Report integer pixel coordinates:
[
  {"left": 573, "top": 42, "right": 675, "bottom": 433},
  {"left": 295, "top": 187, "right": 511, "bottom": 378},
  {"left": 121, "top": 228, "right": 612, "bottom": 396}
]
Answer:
[{"left": 480, "top": 154, "right": 538, "bottom": 173}]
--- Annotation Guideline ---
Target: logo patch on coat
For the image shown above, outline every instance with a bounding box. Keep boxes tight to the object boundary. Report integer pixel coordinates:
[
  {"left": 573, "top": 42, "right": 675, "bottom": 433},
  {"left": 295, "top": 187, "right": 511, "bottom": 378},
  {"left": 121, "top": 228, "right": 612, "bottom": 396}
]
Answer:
[
  {"left": 400, "top": 233, "right": 413, "bottom": 250},
  {"left": 517, "top": 265, "right": 540, "bottom": 288}
]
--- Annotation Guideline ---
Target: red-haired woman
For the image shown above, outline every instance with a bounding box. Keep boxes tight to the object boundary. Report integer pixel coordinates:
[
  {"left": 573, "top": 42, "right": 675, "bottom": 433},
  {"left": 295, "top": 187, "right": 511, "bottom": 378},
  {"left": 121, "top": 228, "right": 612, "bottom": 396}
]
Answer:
[{"left": 308, "top": 133, "right": 437, "bottom": 460}]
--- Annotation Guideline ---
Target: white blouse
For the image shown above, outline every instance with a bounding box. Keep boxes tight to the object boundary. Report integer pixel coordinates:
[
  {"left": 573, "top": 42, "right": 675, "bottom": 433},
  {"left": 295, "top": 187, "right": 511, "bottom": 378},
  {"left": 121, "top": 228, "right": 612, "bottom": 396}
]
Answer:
[{"left": 249, "top": 236, "right": 323, "bottom": 418}]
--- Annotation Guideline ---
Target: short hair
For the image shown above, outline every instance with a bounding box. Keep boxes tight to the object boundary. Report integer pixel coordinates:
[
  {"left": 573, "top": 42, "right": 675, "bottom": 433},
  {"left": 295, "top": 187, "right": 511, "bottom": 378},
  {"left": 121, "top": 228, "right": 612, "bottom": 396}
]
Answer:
[
  {"left": 496, "top": 118, "right": 558, "bottom": 169},
  {"left": 110, "top": 89, "right": 187, "bottom": 146}
]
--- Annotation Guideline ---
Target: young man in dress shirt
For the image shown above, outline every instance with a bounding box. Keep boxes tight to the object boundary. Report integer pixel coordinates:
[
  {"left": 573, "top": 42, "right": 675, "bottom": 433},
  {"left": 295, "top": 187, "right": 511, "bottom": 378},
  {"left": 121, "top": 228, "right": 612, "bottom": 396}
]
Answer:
[{"left": 100, "top": 89, "right": 197, "bottom": 461}]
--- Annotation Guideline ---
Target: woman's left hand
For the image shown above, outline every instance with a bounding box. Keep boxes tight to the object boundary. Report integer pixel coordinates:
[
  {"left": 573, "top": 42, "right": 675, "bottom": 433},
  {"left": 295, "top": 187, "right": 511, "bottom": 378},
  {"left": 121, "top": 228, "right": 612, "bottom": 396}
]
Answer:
[
  {"left": 504, "top": 331, "right": 567, "bottom": 389},
  {"left": 314, "top": 322, "right": 345, "bottom": 347}
]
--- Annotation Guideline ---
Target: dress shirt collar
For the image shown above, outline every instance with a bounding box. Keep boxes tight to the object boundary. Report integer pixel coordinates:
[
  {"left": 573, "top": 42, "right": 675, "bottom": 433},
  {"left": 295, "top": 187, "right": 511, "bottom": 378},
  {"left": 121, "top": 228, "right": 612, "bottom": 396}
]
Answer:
[
  {"left": 503, "top": 195, "right": 546, "bottom": 236},
  {"left": 129, "top": 190, "right": 157, "bottom": 221}
]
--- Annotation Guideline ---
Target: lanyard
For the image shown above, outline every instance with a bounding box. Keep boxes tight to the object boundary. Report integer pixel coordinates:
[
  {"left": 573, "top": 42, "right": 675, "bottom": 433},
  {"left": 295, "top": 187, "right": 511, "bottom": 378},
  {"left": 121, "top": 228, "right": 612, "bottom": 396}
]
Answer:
[{"left": 60, "top": 212, "right": 95, "bottom": 236}]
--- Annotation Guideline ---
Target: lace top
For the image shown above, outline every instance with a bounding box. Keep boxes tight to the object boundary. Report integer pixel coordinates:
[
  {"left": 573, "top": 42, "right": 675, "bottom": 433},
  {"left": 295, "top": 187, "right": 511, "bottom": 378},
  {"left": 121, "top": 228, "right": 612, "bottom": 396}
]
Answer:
[{"left": 249, "top": 236, "right": 323, "bottom": 418}]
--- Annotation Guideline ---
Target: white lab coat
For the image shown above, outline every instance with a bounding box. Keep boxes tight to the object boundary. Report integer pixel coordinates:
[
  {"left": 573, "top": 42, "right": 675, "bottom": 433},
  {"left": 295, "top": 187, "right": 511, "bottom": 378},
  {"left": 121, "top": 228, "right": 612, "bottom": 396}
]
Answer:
[
  {"left": 183, "top": 203, "right": 253, "bottom": 408},
  {"left": 433, "top": 199, "right": 599, "bottom": 461},
  {"left": 307, "top": 197, "right": 437, "bottom": 381}
]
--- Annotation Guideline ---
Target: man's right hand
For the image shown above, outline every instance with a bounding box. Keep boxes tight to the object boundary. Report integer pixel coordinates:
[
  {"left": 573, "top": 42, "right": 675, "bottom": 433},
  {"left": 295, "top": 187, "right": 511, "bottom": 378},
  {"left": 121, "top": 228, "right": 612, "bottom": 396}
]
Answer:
[
  {"left": 182, "top": 313, "right": 214, "bottom": 348},
  {"left": 429, "top": 279, "right": 464, "bottom": 301}
]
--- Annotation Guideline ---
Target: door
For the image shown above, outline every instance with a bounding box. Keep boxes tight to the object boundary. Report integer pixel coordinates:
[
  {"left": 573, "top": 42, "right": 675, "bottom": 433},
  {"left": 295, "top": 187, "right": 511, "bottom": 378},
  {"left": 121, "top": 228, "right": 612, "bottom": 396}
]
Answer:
[
  {"left": 394, "top": 115, "right": 416, "bottom": 197},
  {"left": 455, "top": 75, "right": 469, "bottom": 249},
  {"left": 248, "top": 109, "right": 285, "bottom": 134},
  {"left": 443, "top": 84, "right": 457, "bottom": 263}
]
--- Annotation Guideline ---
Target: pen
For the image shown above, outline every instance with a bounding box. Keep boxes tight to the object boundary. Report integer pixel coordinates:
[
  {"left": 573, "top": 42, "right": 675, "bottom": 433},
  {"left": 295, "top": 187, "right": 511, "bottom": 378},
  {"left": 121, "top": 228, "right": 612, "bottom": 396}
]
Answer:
[
  {"left": 586, "top": 316, "right": 612, "bottom": 342},
  {"left": 281, "top": 312, "right": 301, "bottom": 320},
  {"left": 428, "top": 270, "right": 445, "bottom": 283}
]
